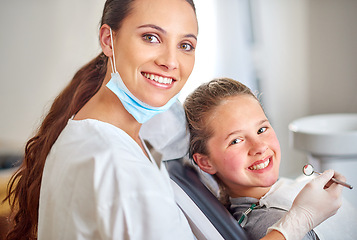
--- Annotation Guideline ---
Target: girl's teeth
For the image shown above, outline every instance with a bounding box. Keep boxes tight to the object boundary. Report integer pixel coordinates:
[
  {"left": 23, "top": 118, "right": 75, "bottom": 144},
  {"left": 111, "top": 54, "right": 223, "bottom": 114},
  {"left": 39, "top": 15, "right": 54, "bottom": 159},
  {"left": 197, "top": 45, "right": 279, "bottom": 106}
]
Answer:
[
  {"left": 249, "top": 159, "right": 270, "bottom": 170},
  {"left": 144, "top": 73, "right": 172, "bottom": 84}
]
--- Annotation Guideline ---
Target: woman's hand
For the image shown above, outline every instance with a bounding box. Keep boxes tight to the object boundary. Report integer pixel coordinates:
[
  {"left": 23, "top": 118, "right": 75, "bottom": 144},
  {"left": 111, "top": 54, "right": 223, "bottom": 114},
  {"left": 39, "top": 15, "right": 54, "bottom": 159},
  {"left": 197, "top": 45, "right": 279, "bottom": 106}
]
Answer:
[{"left": 266, "top": 170, "right": 344, "bottom": 240}]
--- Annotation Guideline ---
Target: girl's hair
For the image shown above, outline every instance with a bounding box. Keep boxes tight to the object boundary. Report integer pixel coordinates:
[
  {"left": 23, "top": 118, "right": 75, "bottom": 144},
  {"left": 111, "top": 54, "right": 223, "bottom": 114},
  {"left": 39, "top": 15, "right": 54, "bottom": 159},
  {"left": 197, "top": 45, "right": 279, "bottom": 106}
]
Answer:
[
  {"left": 183, "top": 77, "right": 258, "bottom": 206},
  {"left": 5, "top": 1, "right": 195, "bottom": 240}
]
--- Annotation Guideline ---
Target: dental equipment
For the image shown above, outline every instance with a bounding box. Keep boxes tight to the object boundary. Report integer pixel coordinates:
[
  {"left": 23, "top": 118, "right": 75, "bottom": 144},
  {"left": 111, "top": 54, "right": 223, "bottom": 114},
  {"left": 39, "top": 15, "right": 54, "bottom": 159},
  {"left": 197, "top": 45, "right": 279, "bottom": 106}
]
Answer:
[{"left": 303, "top": 164, "right": 353, "bottom": 189}]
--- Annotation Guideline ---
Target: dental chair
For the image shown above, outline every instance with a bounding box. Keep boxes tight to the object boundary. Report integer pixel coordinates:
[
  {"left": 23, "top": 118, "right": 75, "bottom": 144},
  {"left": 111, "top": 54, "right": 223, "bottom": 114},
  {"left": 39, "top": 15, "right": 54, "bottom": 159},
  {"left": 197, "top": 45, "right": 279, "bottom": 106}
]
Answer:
[{"left": 165, "top": 158, "right": 250, "bottom": 240}]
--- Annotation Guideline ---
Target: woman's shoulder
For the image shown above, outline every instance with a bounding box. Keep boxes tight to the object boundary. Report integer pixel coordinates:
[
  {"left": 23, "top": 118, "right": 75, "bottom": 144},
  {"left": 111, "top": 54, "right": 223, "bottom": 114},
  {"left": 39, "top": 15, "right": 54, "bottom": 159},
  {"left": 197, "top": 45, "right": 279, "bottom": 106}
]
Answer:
[
  {"left": 45, "top": 118, "right": 165, "bottom": 191},
  {"left": 65, "top": 118, "right": 131, "bottom": 142},
  {"left": 57, "top": 119, "right": 141, "bottom": 155},
  {"left": 47, "top": 118, "right": 152, "bottom": 174}
]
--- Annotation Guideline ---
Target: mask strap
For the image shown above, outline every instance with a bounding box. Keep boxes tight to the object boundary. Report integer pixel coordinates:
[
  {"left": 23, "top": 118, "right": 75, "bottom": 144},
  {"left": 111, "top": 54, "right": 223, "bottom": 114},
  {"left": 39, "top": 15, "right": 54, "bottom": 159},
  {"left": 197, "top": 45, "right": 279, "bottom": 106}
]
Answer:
[{"left": 109, "top": 28, "right": 118, "bottom": 74}]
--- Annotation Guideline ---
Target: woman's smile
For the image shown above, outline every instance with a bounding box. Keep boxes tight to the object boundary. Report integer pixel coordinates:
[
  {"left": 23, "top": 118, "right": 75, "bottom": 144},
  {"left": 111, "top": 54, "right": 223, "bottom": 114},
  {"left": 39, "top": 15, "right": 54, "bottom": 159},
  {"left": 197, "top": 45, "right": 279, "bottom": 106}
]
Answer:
[{"left": 142, "top": 72, "right": 175, "bottom": 86}]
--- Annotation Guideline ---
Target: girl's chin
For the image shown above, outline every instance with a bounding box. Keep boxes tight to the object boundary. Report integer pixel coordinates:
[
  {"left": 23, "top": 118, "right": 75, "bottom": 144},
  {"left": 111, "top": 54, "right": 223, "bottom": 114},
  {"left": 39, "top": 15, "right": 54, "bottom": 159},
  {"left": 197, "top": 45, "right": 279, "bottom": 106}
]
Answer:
[{"left": 261, "top": 176, "right": 279, "bottom": 187}]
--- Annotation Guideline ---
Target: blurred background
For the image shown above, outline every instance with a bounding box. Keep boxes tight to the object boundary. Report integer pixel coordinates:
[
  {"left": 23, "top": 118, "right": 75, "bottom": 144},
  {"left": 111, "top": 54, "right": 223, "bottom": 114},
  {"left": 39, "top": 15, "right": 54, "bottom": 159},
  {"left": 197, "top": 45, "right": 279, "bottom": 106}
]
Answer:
[{"left": 0, "top": 0, "right": 356, "bottom": 234}]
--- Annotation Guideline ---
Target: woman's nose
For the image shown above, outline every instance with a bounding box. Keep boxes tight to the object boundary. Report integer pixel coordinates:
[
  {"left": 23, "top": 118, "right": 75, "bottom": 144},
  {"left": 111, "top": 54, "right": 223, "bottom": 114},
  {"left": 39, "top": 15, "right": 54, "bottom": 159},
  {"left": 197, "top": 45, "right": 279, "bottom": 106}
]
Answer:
[
  {"left": 248, "top": 139, "right": 268, "bottom": 156},
  {"left": 155, "top": 45, "right": 179, "bottom": 70}
]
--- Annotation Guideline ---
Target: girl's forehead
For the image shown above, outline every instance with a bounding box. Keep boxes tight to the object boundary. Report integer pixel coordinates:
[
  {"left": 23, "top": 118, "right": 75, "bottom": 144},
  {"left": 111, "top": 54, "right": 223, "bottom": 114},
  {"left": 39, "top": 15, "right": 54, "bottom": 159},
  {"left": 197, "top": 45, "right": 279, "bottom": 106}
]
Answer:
[
  {"left": 207, "top": 95, "right": 265, "bottom": 129},
  {"left": 216, "top": 95, "right": 259, "bottom": 112}
]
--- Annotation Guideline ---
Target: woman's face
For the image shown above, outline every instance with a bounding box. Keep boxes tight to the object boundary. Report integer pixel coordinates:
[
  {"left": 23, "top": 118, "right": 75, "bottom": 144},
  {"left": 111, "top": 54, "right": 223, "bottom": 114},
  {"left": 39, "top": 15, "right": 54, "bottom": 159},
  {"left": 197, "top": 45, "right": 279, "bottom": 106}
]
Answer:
[
  {"left": 113, "top": 0, "right": 198, "bottom": 107},
  {"left": 202, "top": 95, "right": 281, "bottom": 198}
]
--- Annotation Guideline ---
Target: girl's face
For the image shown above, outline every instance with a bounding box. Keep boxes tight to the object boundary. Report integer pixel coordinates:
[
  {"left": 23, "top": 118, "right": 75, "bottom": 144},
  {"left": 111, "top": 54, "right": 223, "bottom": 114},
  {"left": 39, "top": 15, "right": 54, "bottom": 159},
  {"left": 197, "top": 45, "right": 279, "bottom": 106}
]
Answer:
[
  {"left": 196, "top": 95, "right": 281, "bottom": 199},
  {"left": 113, "top": 0, "right": 198, "bottom": 107}
]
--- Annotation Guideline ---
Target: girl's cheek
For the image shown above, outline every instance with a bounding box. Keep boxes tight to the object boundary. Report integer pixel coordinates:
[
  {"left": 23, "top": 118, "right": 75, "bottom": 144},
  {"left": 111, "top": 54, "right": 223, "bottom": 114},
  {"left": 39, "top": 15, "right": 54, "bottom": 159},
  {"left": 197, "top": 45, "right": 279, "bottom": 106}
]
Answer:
[
  {"left": 268, "top": 132, "right": 281, "bottom": 152},
  {"left": 224, "top": 152, "right": 246, "bottom": 171}
]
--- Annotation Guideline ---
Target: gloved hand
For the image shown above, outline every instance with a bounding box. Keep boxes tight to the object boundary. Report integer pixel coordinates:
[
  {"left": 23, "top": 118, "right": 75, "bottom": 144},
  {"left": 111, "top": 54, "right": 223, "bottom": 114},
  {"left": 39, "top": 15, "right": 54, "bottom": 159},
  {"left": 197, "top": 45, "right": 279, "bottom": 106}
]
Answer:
[{"left": 267, "top": 170, "right": 344, "bottom": 240}]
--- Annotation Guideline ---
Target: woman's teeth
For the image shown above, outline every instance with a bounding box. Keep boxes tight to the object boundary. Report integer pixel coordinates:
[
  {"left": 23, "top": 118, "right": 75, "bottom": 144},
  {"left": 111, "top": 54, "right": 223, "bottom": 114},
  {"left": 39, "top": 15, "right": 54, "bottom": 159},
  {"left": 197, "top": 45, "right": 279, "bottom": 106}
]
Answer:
[
  {"left": 143, "top": 73, "right": 173, "bottom": 84},
  {"left": 249, "top": 159, "right": 270, "bottom": 170}
]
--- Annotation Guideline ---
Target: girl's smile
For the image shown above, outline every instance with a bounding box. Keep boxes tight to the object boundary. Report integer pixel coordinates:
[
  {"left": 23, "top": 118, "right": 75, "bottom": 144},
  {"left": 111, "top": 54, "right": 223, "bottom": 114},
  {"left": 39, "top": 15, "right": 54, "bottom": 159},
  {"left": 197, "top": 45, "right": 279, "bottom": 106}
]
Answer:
[{"left": 248, "top": 156, "right": 272, "bottom": 171}]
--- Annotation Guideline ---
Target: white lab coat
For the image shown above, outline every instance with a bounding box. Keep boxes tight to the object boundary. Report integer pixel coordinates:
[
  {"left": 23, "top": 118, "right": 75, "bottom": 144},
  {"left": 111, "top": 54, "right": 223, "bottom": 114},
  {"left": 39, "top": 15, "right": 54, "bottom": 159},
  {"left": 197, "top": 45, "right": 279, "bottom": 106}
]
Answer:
[{"left": 38, "top": 119, "right": 193, "bottom": 240}]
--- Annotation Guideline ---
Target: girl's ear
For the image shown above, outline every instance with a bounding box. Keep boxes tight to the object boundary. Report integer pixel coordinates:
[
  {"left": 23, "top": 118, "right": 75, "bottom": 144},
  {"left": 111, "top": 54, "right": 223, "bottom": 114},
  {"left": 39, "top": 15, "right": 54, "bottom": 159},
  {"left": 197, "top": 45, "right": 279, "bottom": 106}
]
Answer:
[
  {"left": 193, "top": 153, "right": 217, "bottom": 175},
  {"left": 99, "top": 24, "right": 113, "bottom": 57}
]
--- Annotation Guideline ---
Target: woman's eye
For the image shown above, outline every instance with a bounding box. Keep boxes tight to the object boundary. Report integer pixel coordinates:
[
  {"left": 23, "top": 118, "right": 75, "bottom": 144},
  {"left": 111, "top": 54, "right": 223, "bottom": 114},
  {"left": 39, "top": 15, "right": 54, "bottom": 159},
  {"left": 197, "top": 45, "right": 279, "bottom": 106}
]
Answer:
[
  {"left": 143, "top": 34, "right": 160, "bottom": 43},
  {"left": 257, "top": 127, "right": 267, "bottom": 134},
  {"left": 179, "top": 43, "right": 194, "bottom": 52},
  {"left": 230, "top": 138, "right": 242, "bottom": 146}
]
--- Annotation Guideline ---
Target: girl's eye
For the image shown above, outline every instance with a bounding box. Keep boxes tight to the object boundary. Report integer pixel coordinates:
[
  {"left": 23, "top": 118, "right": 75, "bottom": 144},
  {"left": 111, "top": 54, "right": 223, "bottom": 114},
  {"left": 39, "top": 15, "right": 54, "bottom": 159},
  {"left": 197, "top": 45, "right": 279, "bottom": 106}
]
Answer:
[
  {"left": 257, "top": 127, "right": 267, "bottom": 134},
  {"left": 230, "top": 138, "right": 243, "bottom": 146},
  {"left": 143, "top": 34, "right": 160, "bottom": 43},
  {"left": 179, "top": 42, "right": 195, "bottom": 52}
]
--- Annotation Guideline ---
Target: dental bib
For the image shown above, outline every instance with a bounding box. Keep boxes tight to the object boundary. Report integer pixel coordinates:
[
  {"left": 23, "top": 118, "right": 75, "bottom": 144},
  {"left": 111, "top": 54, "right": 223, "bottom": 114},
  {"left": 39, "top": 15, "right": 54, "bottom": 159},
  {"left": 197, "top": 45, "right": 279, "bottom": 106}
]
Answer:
[{"left": 106, "top": 28, "right": 179, "bottom": 124}]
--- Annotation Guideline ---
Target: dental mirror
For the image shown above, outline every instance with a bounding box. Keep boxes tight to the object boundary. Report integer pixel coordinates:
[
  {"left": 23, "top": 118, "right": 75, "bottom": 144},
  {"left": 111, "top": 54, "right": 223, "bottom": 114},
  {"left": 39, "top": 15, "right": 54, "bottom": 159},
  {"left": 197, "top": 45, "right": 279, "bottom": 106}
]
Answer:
[
  {"left": 302, "top": 164, "right": 314, "bottom": 176},
  {"left": 302, "top": 164, "right": 353, "bottom": 190}
]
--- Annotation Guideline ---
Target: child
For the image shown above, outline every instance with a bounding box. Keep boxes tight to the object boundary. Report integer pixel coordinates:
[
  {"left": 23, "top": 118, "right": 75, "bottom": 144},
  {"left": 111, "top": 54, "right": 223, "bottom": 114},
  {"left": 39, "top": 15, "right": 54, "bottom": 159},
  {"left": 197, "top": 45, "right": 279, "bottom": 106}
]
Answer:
[{"left": 183, "top": 78, "right": 345, "bottom": 240}]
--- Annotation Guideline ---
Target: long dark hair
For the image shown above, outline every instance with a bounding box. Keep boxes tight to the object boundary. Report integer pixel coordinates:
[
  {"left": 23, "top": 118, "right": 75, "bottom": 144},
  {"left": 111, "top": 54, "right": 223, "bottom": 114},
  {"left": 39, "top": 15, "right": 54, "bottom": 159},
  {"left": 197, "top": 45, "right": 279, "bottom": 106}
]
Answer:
[{"left": 5, "top": 1, "right": 139, "bottom": 239}]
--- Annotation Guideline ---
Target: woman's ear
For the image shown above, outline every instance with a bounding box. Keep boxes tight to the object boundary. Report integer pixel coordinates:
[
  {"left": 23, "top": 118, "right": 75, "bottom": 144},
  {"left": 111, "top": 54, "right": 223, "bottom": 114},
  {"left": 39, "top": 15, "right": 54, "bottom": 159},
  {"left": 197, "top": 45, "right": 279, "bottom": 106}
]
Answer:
[
  {"left": 193, "top": 153, "right": 217, "bottom": 175},
  {"left": 99, "top": 24, "right": 113, "bottom": 57}
]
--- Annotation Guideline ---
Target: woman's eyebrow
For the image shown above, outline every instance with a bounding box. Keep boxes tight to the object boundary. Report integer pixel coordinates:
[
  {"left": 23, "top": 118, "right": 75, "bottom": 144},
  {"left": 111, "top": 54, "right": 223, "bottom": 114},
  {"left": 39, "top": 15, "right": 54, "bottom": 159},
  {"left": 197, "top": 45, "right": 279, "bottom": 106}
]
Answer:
[
  {"left": 138, "top": 24, "right": 166, "bottom": 33},
  {"left": 138, "top": 24, "right": 197, "bottom": 40},
  {"left": 185, "top": 33, "right": 197, "bottom": 41}
]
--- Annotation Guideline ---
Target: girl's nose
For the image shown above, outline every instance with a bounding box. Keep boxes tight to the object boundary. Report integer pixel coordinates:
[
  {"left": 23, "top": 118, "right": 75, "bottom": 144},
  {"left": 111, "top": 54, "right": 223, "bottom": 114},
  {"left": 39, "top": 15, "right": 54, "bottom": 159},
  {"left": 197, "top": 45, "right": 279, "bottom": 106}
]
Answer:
[
  {"left": 248, "top": 139, "right": 268, "bottom": 156},
  {"left": 155, "top": 45, "right": 179, "bottom": 70}
]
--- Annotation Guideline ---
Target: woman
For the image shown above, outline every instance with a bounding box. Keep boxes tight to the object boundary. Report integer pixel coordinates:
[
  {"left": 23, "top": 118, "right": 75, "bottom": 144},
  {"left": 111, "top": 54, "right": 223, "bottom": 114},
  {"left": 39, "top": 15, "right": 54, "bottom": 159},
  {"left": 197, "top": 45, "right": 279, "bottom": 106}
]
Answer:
[
  {"left": 5, "top": 0, "right": 340, "bottom": 239},
  {"left": 184, "top": 78, "right": 344, "bottom": 240},
  {"left": 6, "top": 0, "right": 197, "bottom": 239}
]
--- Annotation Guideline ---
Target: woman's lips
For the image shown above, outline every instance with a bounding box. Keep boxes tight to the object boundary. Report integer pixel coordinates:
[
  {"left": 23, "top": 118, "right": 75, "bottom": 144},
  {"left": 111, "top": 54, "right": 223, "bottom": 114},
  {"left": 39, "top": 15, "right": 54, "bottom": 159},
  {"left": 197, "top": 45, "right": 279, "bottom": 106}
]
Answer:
[{"left": 142, "top": 72, "right": 174, "bottom": 84}]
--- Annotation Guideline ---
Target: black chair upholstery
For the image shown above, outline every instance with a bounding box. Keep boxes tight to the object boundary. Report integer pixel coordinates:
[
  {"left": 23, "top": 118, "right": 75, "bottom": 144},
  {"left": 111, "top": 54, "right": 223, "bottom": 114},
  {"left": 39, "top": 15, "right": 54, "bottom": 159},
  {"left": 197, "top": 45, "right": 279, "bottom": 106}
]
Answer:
[{"left": 165, "top": 158, "right": 250, "bottom": 240}]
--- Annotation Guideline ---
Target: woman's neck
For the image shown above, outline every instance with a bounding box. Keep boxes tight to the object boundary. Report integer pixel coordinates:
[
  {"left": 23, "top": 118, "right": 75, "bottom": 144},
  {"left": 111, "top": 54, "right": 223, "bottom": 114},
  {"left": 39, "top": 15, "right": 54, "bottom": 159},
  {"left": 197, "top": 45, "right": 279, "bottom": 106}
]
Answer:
[{"left": 74, "top": 81, "right": 143, "bottom": 144}]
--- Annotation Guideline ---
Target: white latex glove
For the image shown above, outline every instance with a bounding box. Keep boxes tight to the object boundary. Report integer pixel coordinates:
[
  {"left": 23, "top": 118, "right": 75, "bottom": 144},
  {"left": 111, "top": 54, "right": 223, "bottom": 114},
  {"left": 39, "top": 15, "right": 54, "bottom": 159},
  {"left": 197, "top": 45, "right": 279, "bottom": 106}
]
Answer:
[{"left": 267, "top": 170, "right": 344, "bottom": 240}]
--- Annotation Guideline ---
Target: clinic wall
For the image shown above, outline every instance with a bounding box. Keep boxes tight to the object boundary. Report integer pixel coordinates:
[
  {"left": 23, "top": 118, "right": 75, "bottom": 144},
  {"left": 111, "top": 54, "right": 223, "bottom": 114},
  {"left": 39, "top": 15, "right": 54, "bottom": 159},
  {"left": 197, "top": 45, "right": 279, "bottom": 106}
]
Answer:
[
  {"left": 255, "top": 0, "right": 357, "bottom": 177},
  {"left": 254, "top": 0, "right": 310, "bottom": 177},
  {"left": 308, "top": 0, "right": 357, "bottom": 114},
  {"left": 180, "top": 0, "right": 258, "bottom": 101},
  {"left": 0, "top": 0, "right": 106, "bottom": 153}
]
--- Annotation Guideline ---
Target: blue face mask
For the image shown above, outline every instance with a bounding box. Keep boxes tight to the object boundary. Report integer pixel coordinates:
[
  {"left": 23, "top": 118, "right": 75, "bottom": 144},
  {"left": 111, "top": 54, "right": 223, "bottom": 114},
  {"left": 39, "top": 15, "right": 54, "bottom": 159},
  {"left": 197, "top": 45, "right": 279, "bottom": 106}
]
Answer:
[
  {"left": 106, "top": 28, "right": 180, "bottom": 124},
  {"left": 106, "top": 72, "right": 180, "bottom": 124}
]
